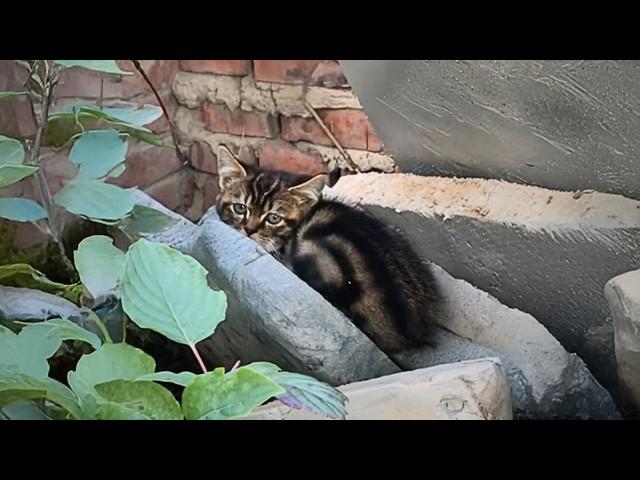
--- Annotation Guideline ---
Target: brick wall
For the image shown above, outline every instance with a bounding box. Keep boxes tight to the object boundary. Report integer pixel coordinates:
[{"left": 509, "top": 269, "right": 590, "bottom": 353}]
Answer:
[{"left": 0, "top": 60, "right": 394, "bottom": 248}]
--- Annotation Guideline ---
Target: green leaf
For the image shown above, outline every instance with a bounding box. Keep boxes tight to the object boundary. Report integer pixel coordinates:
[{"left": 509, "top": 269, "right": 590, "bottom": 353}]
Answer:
[
  {"left": 0, "top": 92, "right": 28, "bottom": 101},
  {"left": 0, "top": 368, "right": 82, "bottom": 419},
  {"left": 136, "top": 371, "right": 196, "bottom": 387},
  {"left": 182, "top": 367, "right": 285, "bottom": 420},
  {"left": 55, "top": 179, "right": 135, "bottom": 221},
  {"left": 67, "top": 343, "right": 155, "bottom": 408},
  {"left": 94, "top": 380, "right": 182, "bottom": 420},
  {"left": 0, "top": 264, "right": 79, "bottom": 301},
  {"left": 44, "top": 106, "right": 163, "bottom": 149},
  {"left": 74, "top": 235, "right": 125, "bottom": 299},
  {"left": 0, "top": 136, "right": 37, "bottom": 188},
  {"left": 120, "top": 239, "right": 227, "bottom": 347},
  {"left": 0, "top": 198, "right": 46, "bottom": 222},
  {"left": 268, "top": 372, "right": 348, "bottom": 420},
  {"left": 70, "top": 130, "right": 128, "bottom": 180},
  {"left": 1, "top": 402, "right": 51, "bottom": 420},
  {"left": 54, "top": 60, "right": 132, "bottom": 75},
  {"left": 18, "top": 318, "right": 102, "bottom": 352},
  {"left": 0, "top": 325, "right": 50, "bottom": 378},
  {"left": 0, "top": 166, "right": 39, "bottom": 188},
  {"left": 0, "top": 286, "right": 82, "bottom": 323},
  {"left": 118, "top": 204, "right": 179, "bottom": 236},
  {"left": 242, "top": 363, "right": 348, "bottom": 419},
  {"left": 86, "top": 105, "right": 162, "bottom": 127},
  {"left": 0, "top": 135, "right": 25, "bottom": 165}
]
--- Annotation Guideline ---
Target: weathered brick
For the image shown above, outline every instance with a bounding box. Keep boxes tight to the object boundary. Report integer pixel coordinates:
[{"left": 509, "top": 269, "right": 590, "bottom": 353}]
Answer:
[
  {"left": 39, "top": 149, "right": 78, "bottom": 194},
  {"left": 173, "top": 71, "right": 240, "bottom": 110},
  {"left": 190, "top": 140, "right": 218, "bottom": 175},
  {"left": 201, "top": 102, "right": 277, "bottom": 138},
  {"left": 110, "top": 140, "right": 182, "bottom": 188},
  {"left": 180, "top": 60, "right": 249, "bottom": 76},
  {"left": 305, "top": 86, "right": 362, "bottom": 110},
  {"left": 258, "top": 142, "right": 326, "bottom": 176},
  {"left": 282, "top": 109, "right": 383, "bottom": 151},
  {"left": 143, "top": 168, "right": 192, "bottom": 212},
  {"left": 0, "top": 61, "right": 36, "bottom": 137},
  {"left": 310, "top": 61, "right": 349, "bottom": 88},
  {"left": 56, "top": 60, "right": 179, "bottom": 101},
  {"left": 254, "top": 60, "right": 348, "bottom": 87},
  {"left": 295, "top": 141, "right": 396, "bottom": 173}
]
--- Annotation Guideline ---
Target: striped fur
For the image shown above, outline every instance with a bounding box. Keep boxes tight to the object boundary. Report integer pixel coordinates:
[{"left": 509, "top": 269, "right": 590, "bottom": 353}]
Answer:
[{"left": 215, "top": 146, "right": 442, "bottom": 353}]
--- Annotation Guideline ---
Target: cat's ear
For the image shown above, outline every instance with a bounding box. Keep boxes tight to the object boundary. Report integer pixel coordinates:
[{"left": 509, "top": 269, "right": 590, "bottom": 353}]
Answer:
[
  {"left": 288, "top": 174, "right": 329, "bottom": 205},
  {"left": 217, "top": 145, "right": 247, "bottom": 189}
]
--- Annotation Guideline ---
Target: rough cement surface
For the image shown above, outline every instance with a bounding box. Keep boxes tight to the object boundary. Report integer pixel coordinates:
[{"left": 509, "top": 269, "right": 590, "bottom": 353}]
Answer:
[
  {"left": 330, "top": 172, "right": 640, "bottom": 397},
  {"left": 605, "top": 269, "right": 640, "bottom": 417},
  {"left": 393, "top": 265, "right": 620, "bottom": 419},
  {"left": 244, "top": 358, "right": 513, "bottom": 420},
  {"left": 340, "top": 60, "right": 640, "bottom": 200}
]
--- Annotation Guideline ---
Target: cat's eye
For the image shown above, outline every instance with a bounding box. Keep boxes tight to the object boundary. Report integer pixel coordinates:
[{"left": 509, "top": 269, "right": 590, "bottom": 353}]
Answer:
[
  {"left": 232, "top": 203, "right": 247, "bottom": 215},
  {"left": 266, "top": 212, "right": 282, "bottom": 225}
]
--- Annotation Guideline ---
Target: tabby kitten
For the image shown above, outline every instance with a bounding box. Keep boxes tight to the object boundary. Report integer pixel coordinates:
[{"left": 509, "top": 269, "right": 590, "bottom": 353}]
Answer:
[{"left": 215, "top": 146, "right": 442, "bottom": 353}]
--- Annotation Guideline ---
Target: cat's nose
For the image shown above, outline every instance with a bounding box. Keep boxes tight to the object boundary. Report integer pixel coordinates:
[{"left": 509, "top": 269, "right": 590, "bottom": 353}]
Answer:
[{"left": 244, "top": 226, "right": 257, "bottom": 236}]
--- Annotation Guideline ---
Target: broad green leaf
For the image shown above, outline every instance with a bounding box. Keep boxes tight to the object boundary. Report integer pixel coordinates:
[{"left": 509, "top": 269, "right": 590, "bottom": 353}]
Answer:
[
  {"left": 0, "top": 166, "right": 39, "bottom": 188},
  {"left": 80, "top": 105, "right": 163, "bottom": 127},
  {"left": 70, "top": 130, "right": 128, "bottom": 180},
  {"left": 73, "top": 235, "right": 125, "bottom": 299},
  {"left": 0, "top": 198, "right": 46, "bottom": 222},
  {"left": 54, "top": 60, "right": 132, "bottom": 75},
  {"left": 0, "top": 264, "right": 79, "bottom": 300},
  {"left": 94, "top": 380, "right": 182, "bottom": 420},
  {"left": 118, "top": 204, "right": 179, "bottom": 236},
  {"left": 67, "top": 343, "right": 155, "bottom": 406},
  {"left": 18, "top": 318, "right": 102, "bottom": 352},
  {"left": 136, "top": 371, "right": 197, "bottom": 387},
  {"left": 0, "top": 135, "right": 24, "bottom": 165},
  {"left": 268, "top": 372, "right": 348, "bottom": 420},
  {"left": 0, "top": 92, "right": 28, "bottom": 101},
  {"left": 120, "top": 239, "right": 227, "bottom": 347},
  {"left": 243, "top": 362, "right": 282, "bottom": 376},
  {"left": 44, "top": 107, "right": 163, "bottom": 149},
  {"left": 0, "top": 325, "right": 50, "bottom": 378},
  {"left": 0, "top": 137, "right": 37, "bottom": 188},
  {"left": 182, "top": 367, "right": 285, "bottom": 420},
  {"left": 55, "top": 179, "right": 135, "bottom": 221},
  {"left": 0, "top": 368, "right": 82, "bottom": 419}
]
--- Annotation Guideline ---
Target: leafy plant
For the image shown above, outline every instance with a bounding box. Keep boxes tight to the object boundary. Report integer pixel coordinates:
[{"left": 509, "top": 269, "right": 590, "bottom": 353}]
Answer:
[{"left": 0, "top": 60, "right": 348, "bottom": 420}]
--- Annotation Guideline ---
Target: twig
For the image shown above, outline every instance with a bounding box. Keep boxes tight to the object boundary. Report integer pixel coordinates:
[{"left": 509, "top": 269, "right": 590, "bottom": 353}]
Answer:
[
  {"left": 129, "top": 60, "right": 187, "bottom": 166},
  {"left": 230, "top": 360, "right": 241, "bottom": 371},
  {"left": 26, "top": 61, "right": 75, "bottom": 272},
  {"left": 303, "top": 99, "right": 361, "bottom": 173}
]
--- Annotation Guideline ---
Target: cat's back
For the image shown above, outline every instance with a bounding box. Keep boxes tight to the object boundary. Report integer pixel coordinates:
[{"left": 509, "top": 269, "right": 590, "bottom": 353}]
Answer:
[{"left": 286, "top": 199, "right": 441, "bottom": 353}]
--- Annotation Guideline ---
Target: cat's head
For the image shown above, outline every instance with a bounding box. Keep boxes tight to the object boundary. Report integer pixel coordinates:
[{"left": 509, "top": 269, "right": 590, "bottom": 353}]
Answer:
[{"left": 215, "top": 145, "right": 328, "bottom": 253}]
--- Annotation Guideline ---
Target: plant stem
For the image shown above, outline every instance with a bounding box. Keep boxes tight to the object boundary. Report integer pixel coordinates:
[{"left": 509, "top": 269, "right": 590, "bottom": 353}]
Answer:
[
  {"left": 87, "top": 311, "right": 113, "bottom": 343},
  {"left": 26, "top": 61, "right": 75, "bottom": 273},
  {"left": 190, "top": 344, "right": 208, "bottom": 374}
]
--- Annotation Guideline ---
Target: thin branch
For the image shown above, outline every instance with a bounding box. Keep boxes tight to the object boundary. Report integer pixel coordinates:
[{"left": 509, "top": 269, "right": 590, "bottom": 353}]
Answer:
[
  {"left": 303, "top": 99, "right": 362, "bottom": 173},
  {"left": 129, "top": 60, "right": 187, "bottom": 166}
]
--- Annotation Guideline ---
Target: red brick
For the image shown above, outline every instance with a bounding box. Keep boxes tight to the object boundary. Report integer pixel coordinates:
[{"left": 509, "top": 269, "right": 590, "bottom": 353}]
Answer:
[
  {"left": 110, "top": 141, "right": 182, "bottom": 188},
  {"left": 40, "top": 150, "right": 78, "bottom": 194},
  {"left": 258, "top": 142, "right": 326, "bottom": 176},
  {"left": 310, "top": 61, "right": 349, "bottom": 88},
  {"left": 143, "top": 168, "right": 192, "bottom": 212},
  {"left": 190, "top": 141, "right": 217, "bottom": 175},
  {"left": 56, "top": 60, "right": 179, "bottom": 100},
  {"left": 253, "top": 60, "right": 349, "bottom": 87},
  {"left": 281, "top": 109, "right": 383, "bottom": 152},
  {"left": 0, "top": 61, "right": 36, "bottom": 137},
  {"left": 180, "top": 60, "right": 249, "bottom": 76},
  {"left": 201, "top": 102, "right": 277, "bottom": 138}
]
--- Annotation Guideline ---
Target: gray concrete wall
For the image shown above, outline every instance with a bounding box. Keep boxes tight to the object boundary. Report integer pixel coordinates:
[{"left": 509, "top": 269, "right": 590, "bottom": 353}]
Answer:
[{"left": 340, "top": 60, "right": 640, "bottom": 200}]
